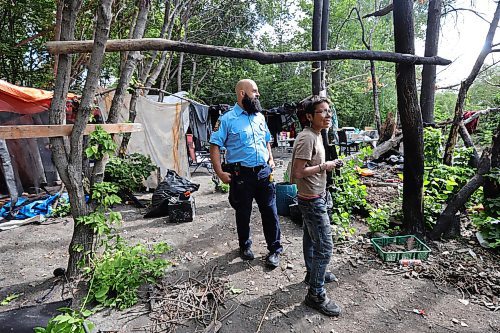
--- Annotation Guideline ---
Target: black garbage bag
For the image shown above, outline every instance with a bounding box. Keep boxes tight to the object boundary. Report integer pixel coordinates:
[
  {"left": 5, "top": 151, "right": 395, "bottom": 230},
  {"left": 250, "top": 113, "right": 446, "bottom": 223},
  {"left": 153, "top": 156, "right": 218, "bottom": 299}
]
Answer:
[{"left": 144, "top": 169, "right": 200, "bottom": 218}]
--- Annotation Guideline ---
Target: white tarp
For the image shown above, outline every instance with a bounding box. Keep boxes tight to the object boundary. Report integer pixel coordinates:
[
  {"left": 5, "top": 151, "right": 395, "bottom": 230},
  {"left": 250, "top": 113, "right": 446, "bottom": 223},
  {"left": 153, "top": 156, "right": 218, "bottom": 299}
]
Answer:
[{"left": 98, "top": 92, "right": 190, "bottom": 188}]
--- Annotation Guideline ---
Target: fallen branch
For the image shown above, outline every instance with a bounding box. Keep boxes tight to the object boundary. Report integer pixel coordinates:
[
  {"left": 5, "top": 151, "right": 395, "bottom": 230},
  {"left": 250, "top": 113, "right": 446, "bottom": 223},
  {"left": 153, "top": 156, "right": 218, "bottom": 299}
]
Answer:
[
  {"left": 256, "top": 299, "right": 273, "bottom": 333},
  {"left": 45, "top": 39, "right": 452, "bottom": 66}
]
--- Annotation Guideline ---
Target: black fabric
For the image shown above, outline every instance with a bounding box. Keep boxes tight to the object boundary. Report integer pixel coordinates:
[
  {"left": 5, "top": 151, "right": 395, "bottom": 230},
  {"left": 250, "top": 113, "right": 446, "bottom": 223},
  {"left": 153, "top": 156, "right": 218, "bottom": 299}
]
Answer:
[
  {"left": 189, "top": 102, "right": 210, "bottom": 150},
  {"left": 0, "top": 299, "right": 72, "bottom": 333}
]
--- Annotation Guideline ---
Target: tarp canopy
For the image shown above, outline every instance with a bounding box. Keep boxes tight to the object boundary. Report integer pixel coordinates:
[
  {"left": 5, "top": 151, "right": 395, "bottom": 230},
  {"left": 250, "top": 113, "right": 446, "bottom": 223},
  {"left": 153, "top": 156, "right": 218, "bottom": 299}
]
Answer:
[{"left": 0, "top": 79, "right": 77, "bottom": 114}]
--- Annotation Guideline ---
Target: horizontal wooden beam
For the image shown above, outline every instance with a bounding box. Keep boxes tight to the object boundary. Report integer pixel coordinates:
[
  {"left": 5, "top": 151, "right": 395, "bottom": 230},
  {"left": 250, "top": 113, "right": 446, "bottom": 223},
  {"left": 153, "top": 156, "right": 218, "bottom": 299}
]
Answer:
[
  {"left": 0, "top": 123, "right": 142, "bottom": 139},
  {"left": 45, "top": 38, "right": 452, "bottom": 66}
]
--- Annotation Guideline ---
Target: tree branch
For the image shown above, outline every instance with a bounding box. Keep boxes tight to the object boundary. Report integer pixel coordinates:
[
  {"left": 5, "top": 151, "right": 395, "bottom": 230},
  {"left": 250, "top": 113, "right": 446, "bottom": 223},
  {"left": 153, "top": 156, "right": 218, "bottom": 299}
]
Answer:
[
  {"left": 363, "top": 3, "right": 393, "bottom": 18},
  {"left": 45, "top": 38, "right": 452, "bottom": 65}
]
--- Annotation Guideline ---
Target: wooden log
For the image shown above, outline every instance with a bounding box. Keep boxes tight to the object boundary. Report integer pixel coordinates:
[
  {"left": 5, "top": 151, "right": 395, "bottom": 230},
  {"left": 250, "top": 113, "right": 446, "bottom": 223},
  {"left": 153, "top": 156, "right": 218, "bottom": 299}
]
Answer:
[
  {"left": 371, "top": 135, "right": 403, "bottom": 160},
  {"left": 0, "top": 123, "right": 142, "bottom": 140},
  {"left": 45, "top": 39, "right": 452, "bottom": 66}
]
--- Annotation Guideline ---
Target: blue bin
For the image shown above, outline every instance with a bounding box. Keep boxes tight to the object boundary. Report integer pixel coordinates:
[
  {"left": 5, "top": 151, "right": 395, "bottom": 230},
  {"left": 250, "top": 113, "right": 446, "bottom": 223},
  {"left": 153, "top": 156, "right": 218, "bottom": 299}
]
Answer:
[{"left": 275, "top": 182, "right": 297, "bottom": 216}]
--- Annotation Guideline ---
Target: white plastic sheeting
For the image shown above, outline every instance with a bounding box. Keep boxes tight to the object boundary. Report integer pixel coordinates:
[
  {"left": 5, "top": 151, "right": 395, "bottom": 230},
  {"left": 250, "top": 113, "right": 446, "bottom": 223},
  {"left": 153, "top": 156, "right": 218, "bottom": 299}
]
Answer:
[{"left": 98, "top": 92, "right": 190, "bottom": 188}]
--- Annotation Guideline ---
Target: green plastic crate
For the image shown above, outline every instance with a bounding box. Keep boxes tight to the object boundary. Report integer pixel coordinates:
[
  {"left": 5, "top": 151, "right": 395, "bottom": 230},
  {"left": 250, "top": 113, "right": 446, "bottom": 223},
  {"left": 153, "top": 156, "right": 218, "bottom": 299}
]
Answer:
[{"left": 371, "top": 235, "right": 431, "bottom": 262}]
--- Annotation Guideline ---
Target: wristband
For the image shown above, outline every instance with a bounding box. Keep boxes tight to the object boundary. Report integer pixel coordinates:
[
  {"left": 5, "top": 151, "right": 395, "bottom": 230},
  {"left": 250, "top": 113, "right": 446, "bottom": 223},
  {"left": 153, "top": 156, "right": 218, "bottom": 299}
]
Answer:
[{"left": 318, "top": 163, "right": 323, "bottom": 172}]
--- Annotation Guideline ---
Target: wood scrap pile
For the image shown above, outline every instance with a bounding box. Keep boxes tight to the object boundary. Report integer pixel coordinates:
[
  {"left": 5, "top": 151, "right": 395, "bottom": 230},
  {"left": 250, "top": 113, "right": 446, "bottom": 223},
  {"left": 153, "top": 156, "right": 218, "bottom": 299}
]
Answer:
[{"left": 137, "top": 265, "right": 237, "bottom": 332}]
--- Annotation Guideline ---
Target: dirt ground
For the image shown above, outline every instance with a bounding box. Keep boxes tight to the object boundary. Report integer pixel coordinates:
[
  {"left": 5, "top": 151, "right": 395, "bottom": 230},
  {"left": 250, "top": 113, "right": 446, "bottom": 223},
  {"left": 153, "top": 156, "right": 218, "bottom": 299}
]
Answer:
[{"left": 0, "top": 149, "right": 499, "bottom": 333}]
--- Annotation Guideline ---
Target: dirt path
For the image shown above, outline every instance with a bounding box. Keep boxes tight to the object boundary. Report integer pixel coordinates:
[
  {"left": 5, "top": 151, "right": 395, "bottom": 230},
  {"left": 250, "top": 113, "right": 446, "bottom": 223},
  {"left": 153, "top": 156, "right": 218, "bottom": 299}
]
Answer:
[{"left": 0, "top": 153, "right": 498, "bottom": 333}]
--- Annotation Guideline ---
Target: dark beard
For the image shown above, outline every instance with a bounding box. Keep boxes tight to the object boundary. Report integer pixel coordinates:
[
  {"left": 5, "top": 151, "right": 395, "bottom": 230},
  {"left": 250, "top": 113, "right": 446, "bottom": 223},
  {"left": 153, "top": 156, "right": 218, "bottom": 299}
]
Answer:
[{"left": 242, "top": 93, "right": 262, "bottom": 114}]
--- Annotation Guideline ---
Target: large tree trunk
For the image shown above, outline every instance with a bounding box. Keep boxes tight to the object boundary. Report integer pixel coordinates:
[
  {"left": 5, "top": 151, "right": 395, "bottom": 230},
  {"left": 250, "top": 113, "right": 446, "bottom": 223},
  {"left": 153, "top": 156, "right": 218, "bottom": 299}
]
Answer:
[
  {"left": 312, "top": 0, "right": 322, "bottom": 95},
  {"left": 107, "top": 0, "right": 150, "bottom": 124},
  {"left": 393, "top": 0, "right": 425, "bottom": 237},
  {"left": 443, "top": 2, "right": 500, "bottom": 165},
  {"left": 49, "top": 0, "right": 113, "bottom": 278},
  {"left": 431, "top": 149, "right": 492, "bottom": 240},
  {"left": 484, "top": 123, "right": 500, "bottom": 215},
  {"left": 420, "top": 0, "right": 442, "bottom": 125}
]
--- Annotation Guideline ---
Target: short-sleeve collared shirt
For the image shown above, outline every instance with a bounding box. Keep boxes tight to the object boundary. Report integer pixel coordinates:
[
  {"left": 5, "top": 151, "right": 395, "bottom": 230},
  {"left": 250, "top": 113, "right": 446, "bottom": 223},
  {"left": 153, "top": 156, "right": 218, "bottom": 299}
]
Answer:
[{"left": 209, "top": 103, "right": 271, "bottom": 167}]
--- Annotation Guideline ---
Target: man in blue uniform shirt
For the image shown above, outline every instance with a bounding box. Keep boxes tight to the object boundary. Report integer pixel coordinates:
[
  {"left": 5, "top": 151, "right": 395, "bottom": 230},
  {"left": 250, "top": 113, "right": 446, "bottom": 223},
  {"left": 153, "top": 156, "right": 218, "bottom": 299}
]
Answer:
[{"left": 209, "top": 79, "right": 283, "bottom": 268}]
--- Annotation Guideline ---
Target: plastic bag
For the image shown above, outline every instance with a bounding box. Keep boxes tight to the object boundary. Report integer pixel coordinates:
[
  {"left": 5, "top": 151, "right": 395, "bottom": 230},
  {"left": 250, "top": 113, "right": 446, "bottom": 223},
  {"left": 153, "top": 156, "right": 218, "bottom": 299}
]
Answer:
[{"left": 144, "top": 170, "right": 200, "bottom": 218}]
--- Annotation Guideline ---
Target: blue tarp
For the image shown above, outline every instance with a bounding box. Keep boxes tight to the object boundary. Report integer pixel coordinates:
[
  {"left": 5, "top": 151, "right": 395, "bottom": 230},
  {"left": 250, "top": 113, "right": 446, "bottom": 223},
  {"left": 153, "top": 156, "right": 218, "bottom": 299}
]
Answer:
[{"left": 0, "top": 194, "right": 59, "bottom": 220}]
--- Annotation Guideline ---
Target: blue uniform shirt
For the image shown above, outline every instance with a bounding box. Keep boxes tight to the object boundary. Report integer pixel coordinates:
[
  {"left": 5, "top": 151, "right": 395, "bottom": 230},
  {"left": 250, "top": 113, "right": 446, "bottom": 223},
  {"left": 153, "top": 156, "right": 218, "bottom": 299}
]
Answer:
[{"left": 210, "top": 103, "right": 271, "bottom": 167}]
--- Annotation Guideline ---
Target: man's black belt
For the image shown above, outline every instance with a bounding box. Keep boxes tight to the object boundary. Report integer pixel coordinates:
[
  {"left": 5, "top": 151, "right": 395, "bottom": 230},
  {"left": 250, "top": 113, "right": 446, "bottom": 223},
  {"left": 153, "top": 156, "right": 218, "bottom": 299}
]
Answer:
[
  {"left": 223, "top": 163, "right": 265, "bottom": 174},
  {"left": 240, "top": 165, "right": 265, "bottom": 173}
]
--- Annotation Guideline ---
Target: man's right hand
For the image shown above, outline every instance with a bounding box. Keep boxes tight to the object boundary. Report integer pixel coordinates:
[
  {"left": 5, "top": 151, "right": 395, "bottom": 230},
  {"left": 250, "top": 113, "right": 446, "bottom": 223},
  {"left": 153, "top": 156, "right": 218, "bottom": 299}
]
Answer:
[{"left": 218, "top": 172, "right": 232, "bottom": 184}]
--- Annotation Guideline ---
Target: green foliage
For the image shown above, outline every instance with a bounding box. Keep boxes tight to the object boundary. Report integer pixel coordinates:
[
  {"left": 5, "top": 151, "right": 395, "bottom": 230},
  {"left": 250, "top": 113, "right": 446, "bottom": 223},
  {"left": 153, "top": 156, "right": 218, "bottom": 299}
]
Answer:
[
  {"left": 423, "top": 127, "right": 443, "bottom": 166},
  {"left": 85, "top": 238, "right": 171, "bottom": 310},
  {"left": 105, "top": 153, "right": 157, "bottom": 192},
  {"left": 330, "top": 147, "right": 371, "bottom": 238},
  {"left": 85, "top": 126, "right": 117, "bottom": 160},
  {"left": 33, "top": 308, "right": 94, "bottom": 333},
  {"left": 471, "top": 168, "right": 500, "bottom": 248},
  {"left": 366, "top": 207, "right": 391, "bottom": 233},
  {"left": 470, "top": 212, "right": 500, "bottom": 248},
  {"left": 0, "top": 293, "right": 21, "bottom": 306},
  {"left": 50, "top": 198, "right": 71, "bottom": 218},
  {"left": 217, "top": 183, "right": 230, "bottom": 193},
  {"left": 423, "top": 164, "right": 476, "bottom": 227},
  {"left": 76, "top": 182, "right": 121, "bottom": 236}
]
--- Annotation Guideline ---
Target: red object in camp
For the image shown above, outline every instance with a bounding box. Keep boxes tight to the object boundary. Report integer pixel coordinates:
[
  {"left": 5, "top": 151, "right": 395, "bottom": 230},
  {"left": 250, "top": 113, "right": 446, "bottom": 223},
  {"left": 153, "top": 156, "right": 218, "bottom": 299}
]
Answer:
[{"left": 0, "top": 79, "right": 77, "bottom": 114}]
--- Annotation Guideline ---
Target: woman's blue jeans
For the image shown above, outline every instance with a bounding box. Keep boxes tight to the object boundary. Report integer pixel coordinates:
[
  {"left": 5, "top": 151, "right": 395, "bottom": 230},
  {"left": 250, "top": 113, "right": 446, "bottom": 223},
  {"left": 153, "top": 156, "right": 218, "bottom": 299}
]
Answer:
[{"left": 298, "top": 195, "right": 333, "bottom": 295}]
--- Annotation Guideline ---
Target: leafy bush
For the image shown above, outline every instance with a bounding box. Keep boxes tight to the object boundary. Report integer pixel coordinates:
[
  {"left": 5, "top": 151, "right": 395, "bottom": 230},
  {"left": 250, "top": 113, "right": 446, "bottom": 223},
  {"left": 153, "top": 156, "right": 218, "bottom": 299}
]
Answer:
[
  {"left": 330, "top": 147, "right": 370, "bottom": 238},
  {"left": 471, "top": 168, "right": 500, "bottom": 248},
  {"left": 423, "top": 127, "right": 443, "bottom": 166},
  {"left": 34, "top": 308, "right": 94, "bottom": 333},
  {"left": 50, "top": 198, "right": 71, "bottom": 218},
  {"left": 423, "top": 164, "right": 476, "bottom": 227},
  {"left": 85, "top": 125, "right": 117, "bottom": 160},
  {"left": 105, "top": 153, "right": 157, "bottom": 192},
  {"left": 85, "top": 238, "right": 171, "bottom": 309}
]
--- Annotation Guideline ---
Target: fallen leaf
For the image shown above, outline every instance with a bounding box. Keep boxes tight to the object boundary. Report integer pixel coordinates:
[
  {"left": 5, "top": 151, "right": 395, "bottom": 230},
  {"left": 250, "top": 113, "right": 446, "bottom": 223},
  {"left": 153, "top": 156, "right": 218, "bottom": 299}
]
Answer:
[
  {"left": 229, "top": 286, "right": 243, "bottom": 295},
  {"left": 460, "top": 322, "right": 468, "bottom": 327}
]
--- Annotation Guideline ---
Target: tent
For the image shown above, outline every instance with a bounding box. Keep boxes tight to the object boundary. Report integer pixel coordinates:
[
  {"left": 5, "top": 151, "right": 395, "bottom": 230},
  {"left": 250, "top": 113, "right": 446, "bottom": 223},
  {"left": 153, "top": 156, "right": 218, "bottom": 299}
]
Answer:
[{"left": 0, "top": 80, "right": 78, "bottom": 195}]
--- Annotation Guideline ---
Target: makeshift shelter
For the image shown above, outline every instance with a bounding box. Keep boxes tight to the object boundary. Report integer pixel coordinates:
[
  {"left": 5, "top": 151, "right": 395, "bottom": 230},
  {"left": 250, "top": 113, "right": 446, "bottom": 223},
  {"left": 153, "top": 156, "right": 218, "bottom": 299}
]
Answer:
[
  {"left": 97, "top": 91, "right": 192, "bottom": 188},
  {"left": 0, "top": 80, "right": 78, "bottom": 195}
]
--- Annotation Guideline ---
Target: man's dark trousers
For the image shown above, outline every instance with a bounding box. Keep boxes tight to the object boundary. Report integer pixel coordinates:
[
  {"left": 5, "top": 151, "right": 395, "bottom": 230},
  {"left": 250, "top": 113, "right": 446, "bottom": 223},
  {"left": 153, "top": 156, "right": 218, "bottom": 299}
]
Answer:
[{"left": 228, "top": 166, "right": 282, "bottom": 254}]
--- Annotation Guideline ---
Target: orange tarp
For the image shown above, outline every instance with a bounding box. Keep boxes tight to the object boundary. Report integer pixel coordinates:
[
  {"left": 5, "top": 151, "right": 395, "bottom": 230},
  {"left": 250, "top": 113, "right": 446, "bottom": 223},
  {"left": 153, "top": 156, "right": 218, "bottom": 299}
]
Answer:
[{"left": 0, "top": 79, "right": 77, "bottom": 114}]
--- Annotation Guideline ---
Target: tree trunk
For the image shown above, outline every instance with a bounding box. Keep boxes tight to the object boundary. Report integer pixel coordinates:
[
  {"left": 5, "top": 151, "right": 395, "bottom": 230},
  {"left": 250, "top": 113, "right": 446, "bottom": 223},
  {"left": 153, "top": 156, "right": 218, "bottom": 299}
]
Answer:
[
  {"left": 484, "top": 123, "right": 500, "bottom": 215},
  {"left": 320, "top": 0, "right": 329, "bottom": 96},
  {"left": 459, "top": 123, "right": 479, "bottom": 168},
  {"left": 369, "top": 60, "right": 382, "bottom": 133},
  {"left": 107, "top": 0, "right": 150, "bottom": 124},
  {"left": 118, "top": 89, "right": 140, "bottom": 157},
  {"left": 420, "top": 0, "right": 442, "bottom": 125},
  {"left": 393, "top": 0, "right": 425, "bottom": 237},
  {"left": 177, "top": 52, "right": 184, "bottom": 92},
  {"left": 312, "top": 0, "right": 322, "bottom": 95},
  {"left": 431, "top": 149, "right": 492, "bottom": 240},
  {"left": 49, "top": 0, "right": 113, "bottom": 279},
  {"left": 443, "top": 2, "right": 500, "bottom": 165}
]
